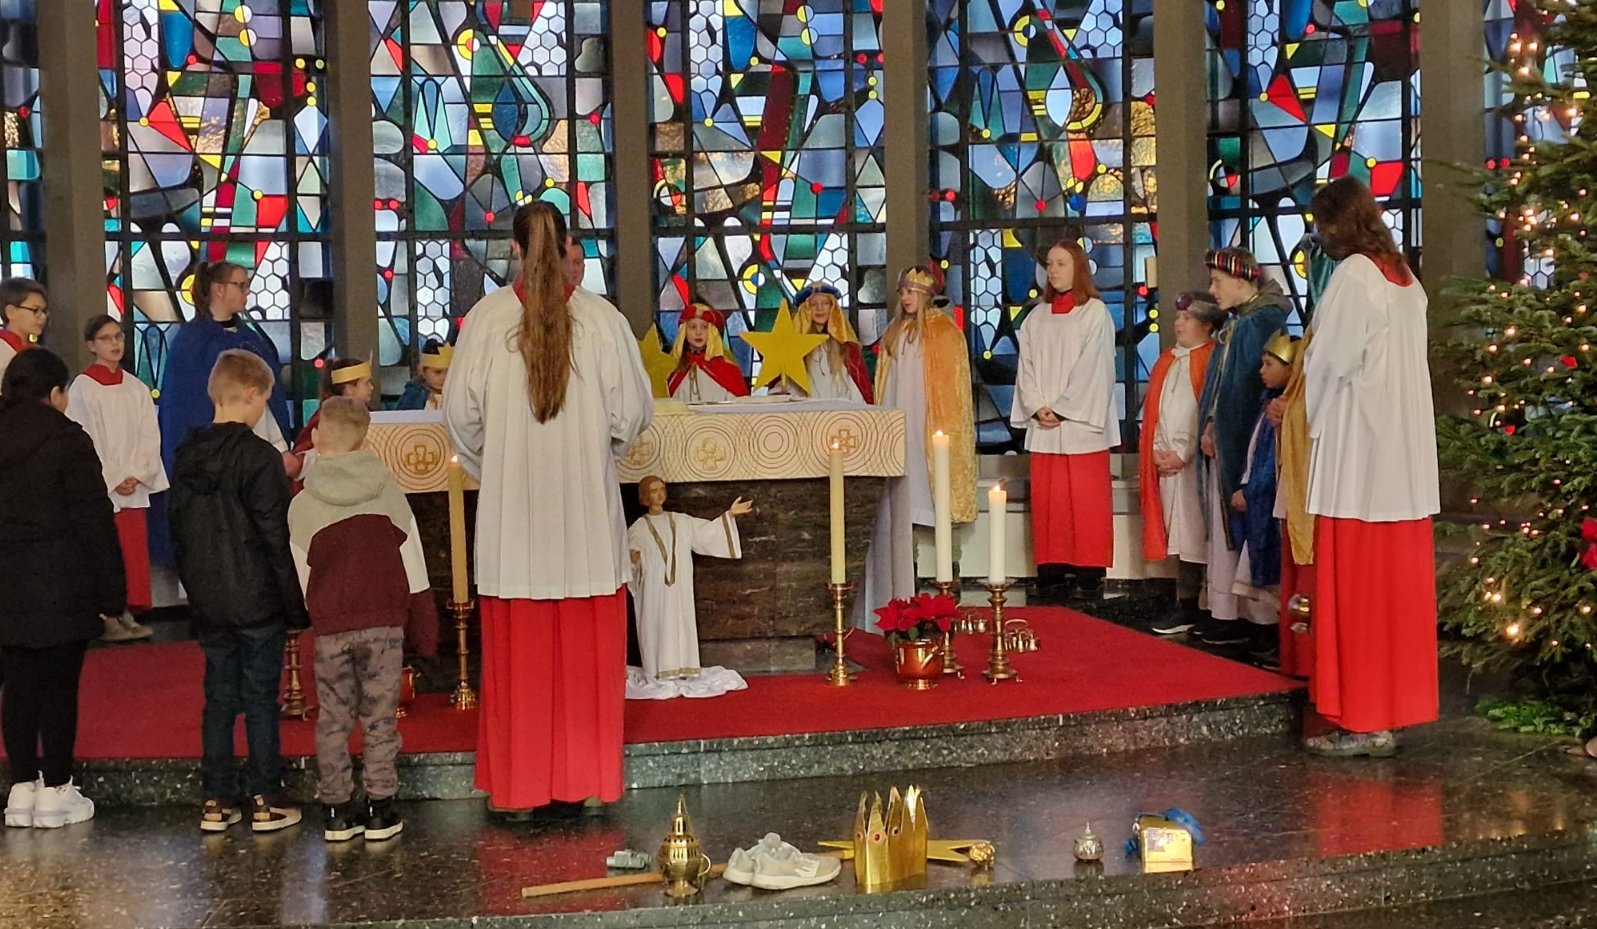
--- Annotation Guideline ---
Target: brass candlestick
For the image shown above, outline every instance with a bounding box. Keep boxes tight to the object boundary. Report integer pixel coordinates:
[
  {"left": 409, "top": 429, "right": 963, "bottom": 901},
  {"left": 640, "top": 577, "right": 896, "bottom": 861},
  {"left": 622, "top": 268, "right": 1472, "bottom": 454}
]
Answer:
[
  {"left": 450, "top": 600, "right": 478, "bottom": 710},
  {"left": 981, "top": 580, "right": 1020, "bottom": 684},
  {"left": 826, "top": 582, "right": 856, "bottom": 687},
  {"left": 281, "top": 631, "right": 312, "bottom": 719},
  {"left": 931, "top": 579, "right": 964, "bottom": 678}
]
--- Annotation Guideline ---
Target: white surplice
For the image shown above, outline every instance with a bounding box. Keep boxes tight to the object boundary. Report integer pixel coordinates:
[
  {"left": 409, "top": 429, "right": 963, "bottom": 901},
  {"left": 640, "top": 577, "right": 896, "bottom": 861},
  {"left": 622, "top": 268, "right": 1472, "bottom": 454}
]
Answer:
[
  {"left": 1304, "top": 255, "right": 1439, "bottom": 522},
  {"left": 1154, "top": 344, "right": 1206, "bottom": 563},
  {"left": 65, "top": 372, "right": 170, "bottom": 511},
  {"left": 626, "top": 510, "right": 742, "bottom": 681},
  {"left": 1009, "top": 298, "right": 1121, "bottom": 453},
  {"left": 671, "top": 366, "right": 738, "bottom": 404},
  {"left": 445, "top": 287, "right": 654, "bottom": 599},
  {"left": 797, "top": 348, "right": 865, "bottom": 403},
  {"left": 0, "top": 341, "right": 16, "bottom": 393},
  {"left": 855, "top": 335, "right": 933, "bottom": 630}
]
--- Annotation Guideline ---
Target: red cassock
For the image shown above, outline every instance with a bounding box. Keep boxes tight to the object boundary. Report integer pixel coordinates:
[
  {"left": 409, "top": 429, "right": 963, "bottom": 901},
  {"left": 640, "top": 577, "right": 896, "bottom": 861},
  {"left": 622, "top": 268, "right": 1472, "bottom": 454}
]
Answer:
[
  {"left": 667, "top": 353, "right": 749, "bottom": 398},
  {"left": 115, "top": 508, "right": 152, "bottom": 613},
  {"left": 475, "top": 590, "right": 628, "bottom": 810},
  {"left": 1310, "top": 516, "right": 1438, "bottom": 733},
  {"left": 1030, "top": 450, "right": 1114, "bottom": 568}
]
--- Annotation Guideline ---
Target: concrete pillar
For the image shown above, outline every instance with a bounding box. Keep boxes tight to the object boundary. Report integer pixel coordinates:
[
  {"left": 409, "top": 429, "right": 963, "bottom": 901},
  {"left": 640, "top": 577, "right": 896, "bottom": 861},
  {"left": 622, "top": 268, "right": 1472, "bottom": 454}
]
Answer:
[
  {"left": 882, "top": 1, "right": 930, "bottom": 278},
  {"left": 1419, "top": 2, "right": 1486, "bottom": 308},
  {"left": 611, "top": 6, "right": 652, "bottom": 334},
  {"left": 36, "top": 1, "right": 104, "bottom": 368},
  {"left": 324, "top": 0, "right": 379, "bottom": 361},
  {"left": 1152, "top": 0, "right": 1209, "bottom": 351}
]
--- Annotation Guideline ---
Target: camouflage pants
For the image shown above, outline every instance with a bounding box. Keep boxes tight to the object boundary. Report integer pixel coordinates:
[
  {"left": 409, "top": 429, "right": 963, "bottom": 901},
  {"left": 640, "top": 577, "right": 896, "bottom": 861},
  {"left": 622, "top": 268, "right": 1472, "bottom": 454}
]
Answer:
[{"left": 313, "top": 626, "right": 404, "bottom": 804}]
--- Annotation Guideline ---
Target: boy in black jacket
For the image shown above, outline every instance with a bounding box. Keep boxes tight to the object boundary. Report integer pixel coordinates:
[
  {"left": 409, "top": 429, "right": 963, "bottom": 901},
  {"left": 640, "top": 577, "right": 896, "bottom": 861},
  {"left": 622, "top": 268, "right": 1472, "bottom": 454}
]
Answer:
[{"left": 171, "top": 350, "right": 309, "bottom": 833}]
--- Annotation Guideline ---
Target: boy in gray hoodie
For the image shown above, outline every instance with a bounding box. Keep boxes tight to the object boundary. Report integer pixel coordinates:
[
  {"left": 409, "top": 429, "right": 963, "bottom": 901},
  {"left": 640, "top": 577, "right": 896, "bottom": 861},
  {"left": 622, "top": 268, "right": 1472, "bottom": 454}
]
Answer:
[{"left": 288, "top": 398, "right": 437, "bottom": 842}]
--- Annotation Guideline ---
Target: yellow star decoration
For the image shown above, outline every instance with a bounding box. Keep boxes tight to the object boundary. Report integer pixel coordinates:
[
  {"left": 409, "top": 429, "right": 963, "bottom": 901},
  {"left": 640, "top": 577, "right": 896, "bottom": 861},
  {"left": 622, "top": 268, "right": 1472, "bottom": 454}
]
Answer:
[
  {"left": 637, "top": 325, "right": 676, "bottom": 399},
  {"left": 739, "top": 303, "right": 828, "bottom": 394}
]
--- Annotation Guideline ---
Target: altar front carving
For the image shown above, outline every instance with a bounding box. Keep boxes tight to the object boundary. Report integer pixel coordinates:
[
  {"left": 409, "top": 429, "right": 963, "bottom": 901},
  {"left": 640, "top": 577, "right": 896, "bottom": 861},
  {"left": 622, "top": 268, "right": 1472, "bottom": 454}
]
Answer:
[{"left": 369, "top": 403, "right": 907, "bottom": 674}]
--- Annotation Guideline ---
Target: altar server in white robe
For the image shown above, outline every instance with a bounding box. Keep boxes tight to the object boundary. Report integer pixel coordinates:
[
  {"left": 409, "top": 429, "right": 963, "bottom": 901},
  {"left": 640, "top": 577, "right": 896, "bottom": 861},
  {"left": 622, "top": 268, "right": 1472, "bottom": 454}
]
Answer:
[
  {"left": 445, "top": 202, "right": 653, "bottom": 815},
  {"left": 67, "top": 314, "right": 168, "bottom": 641},
  {"left": 627, "top": 475, "right": 751, "bottom": 686},
  {"left": 1010, "top": 237, "right": 1120, "bottom": 603},
  {"left": 856, "top": 264, "right": 977, "bottom": 628},
  {"left": 0, "top": 277, "right": 46, "bottom": 393},
  {"left": 1299, "top": 176, "right": 1439, "bottom": 757}
]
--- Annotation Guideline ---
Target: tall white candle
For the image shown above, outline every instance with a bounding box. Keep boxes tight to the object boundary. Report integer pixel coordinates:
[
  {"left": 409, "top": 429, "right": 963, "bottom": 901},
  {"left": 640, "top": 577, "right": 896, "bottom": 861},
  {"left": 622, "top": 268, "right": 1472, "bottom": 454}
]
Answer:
[
  {"left": 829, "top": 441, "right": 846, "bottom": 585},
  {"left": 931, "top": 431, "right": 952, "bottom": 583},
  {"left": 987, "top": 482, "right": 1007, "bottom": 585},
  {"left": 448, "top": 455, "right": 469, "bottom": 603}
]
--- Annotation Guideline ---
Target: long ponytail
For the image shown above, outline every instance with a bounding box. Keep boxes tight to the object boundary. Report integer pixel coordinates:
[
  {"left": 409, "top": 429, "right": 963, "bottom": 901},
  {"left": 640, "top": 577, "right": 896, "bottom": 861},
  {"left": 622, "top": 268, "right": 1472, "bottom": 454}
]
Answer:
[{"left": 511, "top": 202, "right": 573, "bottom": 422}]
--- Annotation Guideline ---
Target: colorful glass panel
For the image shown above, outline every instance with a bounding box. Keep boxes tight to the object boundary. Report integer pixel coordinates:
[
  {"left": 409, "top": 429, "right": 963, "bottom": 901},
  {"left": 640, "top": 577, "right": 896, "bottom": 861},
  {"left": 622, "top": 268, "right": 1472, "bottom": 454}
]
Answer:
[
  {"left": 370, "top": 0, "right": 614, "bottom": 377},
  {"left": 647, "top": 0, "right": 887, "bottom": 376},
  {"left": 0, "top": 0, "right": 42, "bottom": 279},
  {"left": 1206, "top": 0, "right": 1421, "bottom": 327},
  {"left": 928, "top": 0, "right": 1158, "bottom": 448},
  {"left": 99, "top": 0, "right": 331, "bottom": 413}
]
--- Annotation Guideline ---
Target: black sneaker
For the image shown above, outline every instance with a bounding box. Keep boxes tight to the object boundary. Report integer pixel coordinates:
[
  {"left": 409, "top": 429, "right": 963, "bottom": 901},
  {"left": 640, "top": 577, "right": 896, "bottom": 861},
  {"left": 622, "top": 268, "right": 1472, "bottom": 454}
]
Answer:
[
  {"left": 1151, "top": 601, "right": 1202, "bottom": 636},
  {"left": 364, "top": 797, "right": 404, "bottom": 841},
  {"left": 199, "top": 798, "right": 242, "bottom": 833},
  {"left": 323, "top": 802, "right": 365, "bottom": 842},
  {"left": 1193, "top": 617, "right": 1250, "bottom": 646},
  {"left": 250, "top": 795, "right": 302, "bottom": 833}
]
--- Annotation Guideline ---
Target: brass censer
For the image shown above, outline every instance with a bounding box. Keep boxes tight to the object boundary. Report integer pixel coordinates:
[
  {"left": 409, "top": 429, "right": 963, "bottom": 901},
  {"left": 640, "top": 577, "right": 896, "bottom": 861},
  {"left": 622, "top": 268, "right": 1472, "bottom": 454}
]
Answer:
[{"left": 657, "top": 794, "right": 714, "bottom": 898}]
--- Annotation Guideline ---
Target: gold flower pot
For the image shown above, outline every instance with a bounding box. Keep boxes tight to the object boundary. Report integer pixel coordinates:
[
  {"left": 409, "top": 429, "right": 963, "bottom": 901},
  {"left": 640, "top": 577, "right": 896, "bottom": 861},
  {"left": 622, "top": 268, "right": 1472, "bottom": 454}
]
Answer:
[{"left": 893, "top": 639, "right": 945, "bottom": 690}]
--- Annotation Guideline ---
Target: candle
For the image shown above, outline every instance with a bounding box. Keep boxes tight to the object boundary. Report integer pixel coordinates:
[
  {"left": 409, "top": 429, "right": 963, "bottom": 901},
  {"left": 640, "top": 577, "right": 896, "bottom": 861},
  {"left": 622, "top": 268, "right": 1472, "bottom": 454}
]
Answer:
[
  {"left": 829, "top": 441, "right": 846, "bottom": 585},
  {"left": 987, "top": 482, "right": 1007, "bottom": 585},
  {"left": 931, "top": 431, "right": 953, "bottom": 583},
  {"left": 1145, "top": 255, "right": 1158, "bottom": 291},
  {"left": 448, "top": 455, "right": 469, "bottom": 603}
]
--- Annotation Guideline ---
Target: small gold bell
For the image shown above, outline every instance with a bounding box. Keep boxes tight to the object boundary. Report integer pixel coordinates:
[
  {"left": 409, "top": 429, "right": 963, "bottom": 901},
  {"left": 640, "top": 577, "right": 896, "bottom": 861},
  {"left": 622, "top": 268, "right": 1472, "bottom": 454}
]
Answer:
[
  {"left": 657, "top": 794, "right": 713, "bottom": 898},
  {"left": 1073, "top": 822, "right": 1104, "bottom": 862}
]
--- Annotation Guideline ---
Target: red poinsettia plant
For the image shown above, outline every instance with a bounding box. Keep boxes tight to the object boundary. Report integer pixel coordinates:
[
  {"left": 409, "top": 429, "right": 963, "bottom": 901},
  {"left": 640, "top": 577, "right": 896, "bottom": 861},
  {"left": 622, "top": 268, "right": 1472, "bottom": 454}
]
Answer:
[
  {"left": 1580, "top": 517, "right": 1597, "bottom": 571},
  {"left": 874, "top": 592, "right": 959, "bottom": 642}
]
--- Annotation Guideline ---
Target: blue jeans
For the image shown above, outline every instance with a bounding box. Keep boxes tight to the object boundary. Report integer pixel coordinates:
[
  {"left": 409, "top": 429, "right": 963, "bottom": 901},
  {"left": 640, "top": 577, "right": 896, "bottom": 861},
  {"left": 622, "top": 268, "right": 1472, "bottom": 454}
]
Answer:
[{"left": 198, "top": 624, "right": 285, "bottom": 800}]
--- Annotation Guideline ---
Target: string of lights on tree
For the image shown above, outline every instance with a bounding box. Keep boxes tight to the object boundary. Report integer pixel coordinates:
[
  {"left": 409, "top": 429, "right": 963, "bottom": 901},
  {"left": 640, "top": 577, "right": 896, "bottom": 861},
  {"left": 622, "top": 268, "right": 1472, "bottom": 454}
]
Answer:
[{"left": 1440, "top": 0, "right": 1597, "bottom": 699}]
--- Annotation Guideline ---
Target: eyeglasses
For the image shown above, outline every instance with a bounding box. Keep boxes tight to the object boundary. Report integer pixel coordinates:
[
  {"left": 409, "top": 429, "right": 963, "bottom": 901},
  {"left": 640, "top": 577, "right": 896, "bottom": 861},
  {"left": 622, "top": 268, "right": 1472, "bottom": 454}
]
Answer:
[
  {"left": 10, "top": 302, "right": 47, "bottom": 316},
  {"left": 222, "top": 280, "right": 251, "bottom": 292},
  {"left": 93, "top": 332, "right": 126, "bottom": 344}
]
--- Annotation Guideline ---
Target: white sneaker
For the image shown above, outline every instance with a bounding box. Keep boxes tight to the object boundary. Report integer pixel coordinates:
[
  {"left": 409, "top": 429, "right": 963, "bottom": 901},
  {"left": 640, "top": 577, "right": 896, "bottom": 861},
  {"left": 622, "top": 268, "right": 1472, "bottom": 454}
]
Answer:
[
  {"left": 5, "top": 780, "right": 38, "bottom": 828},
  {"left": 32, "top": 781, "right": 94, "bottom": 829},
  {"left": 724, "top": 833, "right": 803, "bottom": 885},
  {"left": 749, "top": 845, "right": 843, "bottom": 890},
  {"left": 100, "top": 616, "right": 136, "bottom": 643},
  {"left": 118, "top": 614, "right": 154, "bottom": 640}
]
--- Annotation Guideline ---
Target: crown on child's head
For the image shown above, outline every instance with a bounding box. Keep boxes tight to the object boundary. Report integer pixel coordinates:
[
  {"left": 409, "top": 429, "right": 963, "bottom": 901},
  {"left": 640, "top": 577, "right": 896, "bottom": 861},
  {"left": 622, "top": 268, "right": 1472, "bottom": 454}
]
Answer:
[{"left": 1264, "top": 331, "right": 1301, "bottom": 366}]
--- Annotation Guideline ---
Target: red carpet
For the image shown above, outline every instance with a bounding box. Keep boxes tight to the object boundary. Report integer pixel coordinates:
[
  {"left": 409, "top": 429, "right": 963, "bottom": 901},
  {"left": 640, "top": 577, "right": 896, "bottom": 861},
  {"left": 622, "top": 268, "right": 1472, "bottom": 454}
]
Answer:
[{"left": 49, "top": 609, "right": 1293, "bottom": 761}]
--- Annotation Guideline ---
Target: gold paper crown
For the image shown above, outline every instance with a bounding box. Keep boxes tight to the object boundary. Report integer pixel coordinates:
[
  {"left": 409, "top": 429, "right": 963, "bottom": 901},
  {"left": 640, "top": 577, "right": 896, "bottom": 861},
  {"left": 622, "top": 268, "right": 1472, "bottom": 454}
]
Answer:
[
  {"left": 852, "top": 786, "right": 929, "bottom": 890},
  {"left": 1264, "top": 331, "right": 1300, "bottom": 366},
  {"left": 420, "top": 345, "right": 453, "bottom": 369},
  {"left": 330, "top": 360, "right": 372, "bottom": 385}
]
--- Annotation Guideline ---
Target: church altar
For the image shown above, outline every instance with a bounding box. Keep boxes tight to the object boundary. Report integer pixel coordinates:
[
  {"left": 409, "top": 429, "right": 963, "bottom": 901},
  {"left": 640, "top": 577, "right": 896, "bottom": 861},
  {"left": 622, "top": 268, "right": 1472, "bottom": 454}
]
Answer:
[{"left": 368, "top": 401, "right": 907, "bottom": 673}]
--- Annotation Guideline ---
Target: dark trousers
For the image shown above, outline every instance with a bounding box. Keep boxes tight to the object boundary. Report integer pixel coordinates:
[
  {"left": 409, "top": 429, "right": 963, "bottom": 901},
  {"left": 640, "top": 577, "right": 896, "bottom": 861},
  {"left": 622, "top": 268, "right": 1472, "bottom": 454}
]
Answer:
[
  {"left": 199, "top": 625, "right": 285, "bottom": 800},
  {"left": 2, "top": 641, "right": 88, "bottom": 787}
]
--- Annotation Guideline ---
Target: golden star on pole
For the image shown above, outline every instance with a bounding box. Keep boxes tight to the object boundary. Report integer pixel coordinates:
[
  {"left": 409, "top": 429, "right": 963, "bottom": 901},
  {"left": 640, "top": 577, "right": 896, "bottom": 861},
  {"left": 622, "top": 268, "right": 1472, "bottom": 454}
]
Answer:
[
  {"left": 816, "top": 839, "right": 989, "bottom": 864},
  {"left": 637, "top": 325, "right": 676, "bottom": 398},
  {"left": 739, "top": 303, "right": 828, "bottom": 395}
]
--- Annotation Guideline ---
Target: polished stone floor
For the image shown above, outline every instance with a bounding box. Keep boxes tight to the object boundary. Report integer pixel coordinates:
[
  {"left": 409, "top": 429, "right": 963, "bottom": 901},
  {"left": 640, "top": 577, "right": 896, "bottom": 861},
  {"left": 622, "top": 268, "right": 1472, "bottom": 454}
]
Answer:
[{"left": 2, "top": 715, "right": 1594, "bottom": 929}]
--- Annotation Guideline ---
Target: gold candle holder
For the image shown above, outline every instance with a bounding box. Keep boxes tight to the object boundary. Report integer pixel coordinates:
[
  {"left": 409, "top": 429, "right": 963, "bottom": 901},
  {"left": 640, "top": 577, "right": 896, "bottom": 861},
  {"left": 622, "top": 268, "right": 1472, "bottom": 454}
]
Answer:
[
  {"left": 826, "top": 582, "right": 856, "bottom": 687},
  {"left": 450, "top": 600, "right": 478, "bottom": 710},
  {"left": 931, "top": 579, "right": 964, "bottom": 678},
  {"left": 981, "top": 580, "right": 1020, "bottom": 684},
  {"left": 281, "top": 631, "right": 312, "bottom": 719}
]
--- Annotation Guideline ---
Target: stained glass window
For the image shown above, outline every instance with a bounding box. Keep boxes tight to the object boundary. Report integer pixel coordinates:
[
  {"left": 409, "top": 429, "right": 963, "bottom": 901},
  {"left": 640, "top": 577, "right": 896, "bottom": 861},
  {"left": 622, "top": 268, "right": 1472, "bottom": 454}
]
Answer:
[
  {"left": 99, "top": 0, "right": 331, "bottom": 416},
  {"left": 928, "top": 0, "right": 1158, "bottom": 449},
  {"left": 370, "top": 0, "right": 614, "bottom": 380},
  {"left": 647, "top": 0, "right": 887, "bottom": 376},
  {"left": 0, "top": 0, "right": 43, "bottom": 280},
  {"left": 1206, "top": 0, "right": 1422, "bottom": 326}
]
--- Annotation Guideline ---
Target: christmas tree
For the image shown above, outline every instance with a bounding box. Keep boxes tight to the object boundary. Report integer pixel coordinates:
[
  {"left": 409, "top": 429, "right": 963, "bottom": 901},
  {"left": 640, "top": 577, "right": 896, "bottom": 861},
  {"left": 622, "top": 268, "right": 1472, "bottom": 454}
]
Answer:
[{"left": 1438, "top": 0, "right": 1597, "bottom": 726}]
